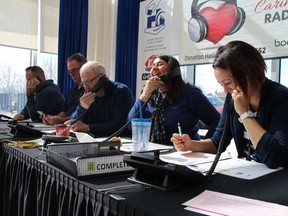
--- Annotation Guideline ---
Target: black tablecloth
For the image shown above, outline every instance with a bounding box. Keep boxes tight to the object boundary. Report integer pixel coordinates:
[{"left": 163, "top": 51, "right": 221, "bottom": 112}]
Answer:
[
  {"left": 1, "top": 142, "right": 288, "bottom": 216},
  {"left": 0, "top": 143, "right": 148, "bottom": 216}
]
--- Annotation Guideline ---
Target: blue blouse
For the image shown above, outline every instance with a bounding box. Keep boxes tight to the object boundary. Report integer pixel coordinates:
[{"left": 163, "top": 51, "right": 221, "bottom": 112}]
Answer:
[{"left": 128, "top": 84, "right": 220, "bottom": 145}]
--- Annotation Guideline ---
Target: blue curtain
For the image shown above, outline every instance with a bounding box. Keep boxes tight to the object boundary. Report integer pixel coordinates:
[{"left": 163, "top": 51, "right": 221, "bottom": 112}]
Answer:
[
  {"left": 115, "top": 0, "right": 140, "bottom": 98},
  {"left": 57, "top": 0, "right": 88, "bottom": 96}
]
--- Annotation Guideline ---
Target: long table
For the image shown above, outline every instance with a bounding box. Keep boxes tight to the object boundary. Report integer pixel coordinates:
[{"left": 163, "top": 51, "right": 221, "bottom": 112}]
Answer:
[{"left": 1, "top": 142, "right": 288, "bottom": 216}]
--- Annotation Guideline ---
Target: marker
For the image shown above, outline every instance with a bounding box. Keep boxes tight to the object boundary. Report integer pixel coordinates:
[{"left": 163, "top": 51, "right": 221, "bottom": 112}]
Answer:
[{"left": 177, "top": 122, "right": 184, "bottom": 147}]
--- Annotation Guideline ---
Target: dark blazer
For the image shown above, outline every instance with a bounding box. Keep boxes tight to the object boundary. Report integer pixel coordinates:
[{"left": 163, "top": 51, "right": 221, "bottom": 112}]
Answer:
[{"left": 211, "top": 78, "right": 288, "bottom": 168}]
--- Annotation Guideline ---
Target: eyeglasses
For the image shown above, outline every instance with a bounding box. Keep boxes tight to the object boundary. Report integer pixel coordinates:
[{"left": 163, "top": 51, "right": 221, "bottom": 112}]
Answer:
[
  {"left": 82, "top": 74, "right": 103, "bottom": 86},
  {"left": 67, "top": 67, "right": 81, "bottom": 75}
]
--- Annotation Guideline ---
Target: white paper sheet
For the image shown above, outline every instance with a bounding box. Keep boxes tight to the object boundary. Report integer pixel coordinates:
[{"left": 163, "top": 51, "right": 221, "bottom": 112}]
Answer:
[
  {"left": 159, "top": 151, "right": 282, "bottom": 179},
  {"left": 183, "top": 190, "right": 288, "bottom": 216},
  {"left": 196, "top": 158, "right": 282, "bottom": 179},
  {"left": 160, "top": 151, "right": 231, "bottom": 166},
  {"left": 75, "top": 132, "right": 173, "bottom": 152},
  {"left": 120, "top": 142, "right": 173, "bottom": 152}
]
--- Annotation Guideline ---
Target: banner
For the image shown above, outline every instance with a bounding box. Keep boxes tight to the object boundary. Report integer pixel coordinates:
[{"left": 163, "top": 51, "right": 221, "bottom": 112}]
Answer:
[
  {"left": 136, "top": 0, "right": 178, "bottom": 97},
  {"left": 179, "top": 0, "right": 288, "bottom": 65}
]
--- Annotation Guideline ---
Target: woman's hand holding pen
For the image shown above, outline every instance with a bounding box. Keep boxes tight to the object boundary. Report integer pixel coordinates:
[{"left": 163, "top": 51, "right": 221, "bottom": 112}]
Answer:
[
  {"left": 171, "top": 133, "right": 192, "bottom": 152},
  {"left": 140, "top": 76, "right": 164, "bottom": 102},
  {"left": 171, "top": 133, "right": 216, "bottom": 153}
]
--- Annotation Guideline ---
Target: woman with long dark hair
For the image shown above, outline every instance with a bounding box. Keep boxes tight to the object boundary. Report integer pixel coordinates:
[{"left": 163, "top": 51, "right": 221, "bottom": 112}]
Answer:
[{"left": 128, "top": 55, "right": 220, "bottom": 145}]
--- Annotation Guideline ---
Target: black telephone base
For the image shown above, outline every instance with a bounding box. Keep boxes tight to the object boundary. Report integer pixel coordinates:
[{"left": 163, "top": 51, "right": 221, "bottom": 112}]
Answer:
[{"left": 7, "top": 121, "right": 44, "bottom": 139}]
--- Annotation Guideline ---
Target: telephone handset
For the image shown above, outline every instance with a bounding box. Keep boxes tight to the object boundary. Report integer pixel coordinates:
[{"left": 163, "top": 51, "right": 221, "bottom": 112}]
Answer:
[
  {"left": 35, "top": 76, "right": 42, "bottom": 83},
  {"left": 69, "top": 77, "right": 109, "bottom": 126},
  {"left": 0, "top": 114, "right": 13, "bottom": 122},
  {"left": 159, "top": 67, "right": 181, "bottom": 83},
  {"left": 28, "top": 76, "right": 41, "bottom": 85},
  {"left": 90, "top": 76, "right": 109, "bottom": 93},
  {"left": 7, "top": 120, "right": 44, "bottom": 138}
]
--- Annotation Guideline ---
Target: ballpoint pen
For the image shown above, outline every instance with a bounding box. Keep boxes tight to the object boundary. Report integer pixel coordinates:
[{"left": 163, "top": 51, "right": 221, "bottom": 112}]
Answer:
[{"left": 177, "top": 122, "right": 184, "bottom": 147}]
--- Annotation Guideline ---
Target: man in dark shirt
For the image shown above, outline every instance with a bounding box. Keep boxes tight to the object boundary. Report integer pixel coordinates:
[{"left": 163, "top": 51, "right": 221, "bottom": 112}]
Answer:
[
  {"left": 42, "top": 53, "right": 86, "bottom": 125},
  {"left": 13, "top": 66, "right": 65, "bottom": 122},
  {"left": 67, "top": 61, "right": 134, "bottom": 137}
]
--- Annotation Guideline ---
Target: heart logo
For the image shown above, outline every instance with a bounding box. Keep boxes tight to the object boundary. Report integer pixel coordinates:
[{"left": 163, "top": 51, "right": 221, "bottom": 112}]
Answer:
[{"left": 199, "top": 3, "right": 237, "bottom": 44}]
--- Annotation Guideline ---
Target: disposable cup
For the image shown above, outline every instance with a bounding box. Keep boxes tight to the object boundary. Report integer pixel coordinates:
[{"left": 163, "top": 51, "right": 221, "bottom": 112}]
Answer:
[
  {"left": 131, "top": 118, "right": 152, "bottom": 152},
  {"left": 55, "top": 124, "right": 70, "bottom": 137}
]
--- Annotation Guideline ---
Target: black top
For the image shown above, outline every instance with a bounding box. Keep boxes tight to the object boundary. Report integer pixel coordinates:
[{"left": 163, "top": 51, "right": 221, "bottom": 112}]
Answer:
[
  {"left": 20, "top": 80, "right": 65, "bottom": 122},
  {"left": 63, "top": 85, "right": 85, "bottom": 116}
]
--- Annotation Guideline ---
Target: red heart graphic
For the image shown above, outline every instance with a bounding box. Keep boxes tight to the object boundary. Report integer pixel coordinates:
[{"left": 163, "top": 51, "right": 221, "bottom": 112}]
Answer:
[{"left": 199, "top": 3, "right": 237, "bottom": 44}]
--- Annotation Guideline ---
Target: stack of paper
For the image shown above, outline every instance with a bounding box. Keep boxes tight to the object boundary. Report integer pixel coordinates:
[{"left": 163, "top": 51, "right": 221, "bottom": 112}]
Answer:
[
  {"left": 183, "top": 190, "right": 288, "bottom": 216},
  {"left": 160, "top": 151, "right": 282, "bottom": 180}
]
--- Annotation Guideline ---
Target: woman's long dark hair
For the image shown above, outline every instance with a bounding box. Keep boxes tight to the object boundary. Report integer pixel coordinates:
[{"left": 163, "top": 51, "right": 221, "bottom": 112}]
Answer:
[{"left": 156, "top": 55, "right": 186, "bottom": 103}]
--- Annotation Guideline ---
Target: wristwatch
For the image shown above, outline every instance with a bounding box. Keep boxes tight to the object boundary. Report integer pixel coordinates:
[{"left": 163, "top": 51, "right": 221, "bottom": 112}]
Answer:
[{"left": 238, "top": 110, "right": 255, "bottom": 123}]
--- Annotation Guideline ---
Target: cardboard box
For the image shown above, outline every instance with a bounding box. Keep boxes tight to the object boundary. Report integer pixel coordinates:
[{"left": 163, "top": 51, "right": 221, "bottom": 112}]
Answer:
[{"left": 46, "top": 141, "right": 134, "bottom": 178}]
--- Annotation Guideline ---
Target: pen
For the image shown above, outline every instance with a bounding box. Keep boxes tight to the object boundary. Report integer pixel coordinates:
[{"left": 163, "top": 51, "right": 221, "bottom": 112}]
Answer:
[{"left": 177, "top": 122, "right": 184, "bottom": 147}]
